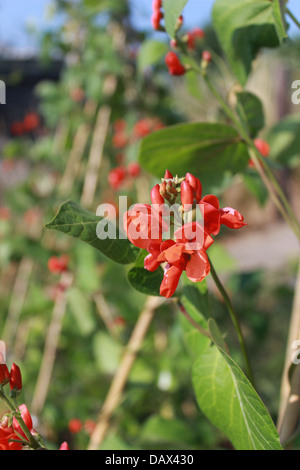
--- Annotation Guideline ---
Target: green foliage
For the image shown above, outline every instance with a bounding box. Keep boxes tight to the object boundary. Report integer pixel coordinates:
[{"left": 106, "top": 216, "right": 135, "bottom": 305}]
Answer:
[
  {"left": 192, "top": 320, "right": 283, "bottom": 450},
  {"left": 138, "top": 122, "right": 250, "bottom": 193},
  {"left": 212, "top": 0, "right": 281, "bottom": 85},
  {"left": 163, "top": 0, "right": 188, "bottom": 39},
  {"left": 45, "top": 200, "right": 138, "bottom": 265}
]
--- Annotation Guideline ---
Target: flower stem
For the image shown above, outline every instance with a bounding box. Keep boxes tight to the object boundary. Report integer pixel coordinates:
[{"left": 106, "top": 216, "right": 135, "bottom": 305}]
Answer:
[
  {"left": 201, "top": 72, "right": 300, "bottom": 241},
  {"left": 286, "top": 7, "right": 300, "bottom": 30},
  {"left": 208, "top": 257, "right": 255, "bottom": 386},
  {"left": 177, "top": 301, "right": 211, "bottom": 338},
  {"left": 0, "top": 390, "right": 42, "bottom": 450}
]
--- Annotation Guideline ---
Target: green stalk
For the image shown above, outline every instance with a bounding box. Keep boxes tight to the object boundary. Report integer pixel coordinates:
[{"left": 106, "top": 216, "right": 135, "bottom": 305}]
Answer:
[
  {"left": 286, "top": 7, "right": 300, "bottom": 30},
  {"left": 200, "top": 72, "right": 300, "bottom": 241},
  {"left": 0, "top": 389, "right": 43, "bottom": 450},
  {"left": 208, "top": 257, "right": 255, "bottom": 386}
]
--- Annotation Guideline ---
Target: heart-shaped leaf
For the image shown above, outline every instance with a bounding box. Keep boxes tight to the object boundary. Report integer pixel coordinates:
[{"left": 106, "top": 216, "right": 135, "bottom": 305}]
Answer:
[
  {"left": 138, "top": 122, "right": 249, "bottom": 193},
  {"left": 213, "top": 0, "right": 280, "bottom": 85},
  {"left": 192, "top": 318, "right": 283, "bottom": 450},
  {"left": 163, "top": 0, "right": 188, "bottom": 39},
  {"left": 127, "top": 249, "right": 164, "bottom": 296},
  {"left": 45, "top": 200, "right": 138, "bottom": 265}
]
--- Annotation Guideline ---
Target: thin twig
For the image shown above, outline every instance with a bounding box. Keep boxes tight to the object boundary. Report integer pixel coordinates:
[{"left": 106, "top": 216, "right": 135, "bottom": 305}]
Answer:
[
  {"left": 277, "top": 257, "right": 300, "bottom": 445},
  {"left": 30, "top": 271, "right": 74, "bottom": 416},
  {"left": 87, "top": 296, "right": 163, "bottom": 450},
  {"left": 208, "top": 256, "right": 255, "bottom": 386}
]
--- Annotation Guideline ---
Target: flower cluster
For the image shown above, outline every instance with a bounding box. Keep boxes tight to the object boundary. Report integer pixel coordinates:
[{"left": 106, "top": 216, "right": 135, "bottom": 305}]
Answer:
[
  {"left": 108, "top": 163, "right": 141, "bottom": 191},
  {"left": 124, "top": 170, "right": 246, "bottom": 298},
  {"left": 10, "top": 112, "right": 40, "bottom": 137},
  {"left": 48, "top": 254, "right": 69, "bottom": 274},
  {"left": 112, "top": 117, "right": 164, "bottom": 150},
  {"left": 0, "top": 361, "right": 69, "bottom": 450},
  {"left": 0, "top": 403, "right": 34, "bottom": 450},
  {"left": 151, "top": 0, "right": 163, "bottom": 31},
  {"left": 0, "top": 362, "right": 22, "bottom": 393}
]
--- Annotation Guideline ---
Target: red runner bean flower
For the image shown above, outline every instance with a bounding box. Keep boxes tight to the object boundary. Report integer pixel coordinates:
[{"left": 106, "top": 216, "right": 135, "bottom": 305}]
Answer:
[
  {"left": 165, "top": 52, "right": 186, "bottom": 76},
  {"left": 124, "top": 170, "right": 246, "bottom": 299}
]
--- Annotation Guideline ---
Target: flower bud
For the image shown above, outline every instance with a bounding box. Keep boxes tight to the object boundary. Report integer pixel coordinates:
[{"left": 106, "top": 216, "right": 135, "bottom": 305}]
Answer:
[
  {"left": 0, "top": 364, "right": 10, "bottom": 386},
  {"left": 151, "top": 184, "right": 164, "bottom": 205},
  {"left": 9, "top": 363, "right": 22, "bottom": 392},
  {"left": 165, "top": 52, "right": 186, "bottom": 76},
  {"left": 151, "top": 10, "right": 163, "bottom": 30},
  {"left": 164, "top": 169, "right": 173, "bottom": 179}
]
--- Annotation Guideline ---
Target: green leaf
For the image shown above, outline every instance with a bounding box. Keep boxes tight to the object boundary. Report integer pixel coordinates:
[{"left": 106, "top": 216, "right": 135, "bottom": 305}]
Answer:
[
  {"left": 267, "top": 114, "right": 300, "bottom": 167},
  {"left": 213, "top": 0, "right": 280, "bottom": 85},
  {"left": 45, "top": 200, "right": 138, "bottom": 265},
  {"left": 272, "top": 0, "right": 288, "bottom": 42},
  {"left": 138, "top": 122, "right": 249, "bottom": 193},
  {"left": 163, "top": 0, "right": 188, "bottom": 39},
  {"left": 127, "top": 250, "right": 164, "bottom": 296},
  {"left": 179, "top": 291, "right": 210, "bottom": 358},
  {"left": 67, "top": 287, "right": 96, "bottom": 336},
  {"left": 137, "top": 40, "right": 168, "bottom": 73},
  {"left": 93, "top": 331, "right": 122, "bottom": 374},
  {"left": 235, "top": 91, "right": 265, "bottom": 138},
  {"left": 140, "top": 416, "right": 196, "bottom": 446},
  {"left": 192, "top": 319, "right": 283, "bottom": 450}
]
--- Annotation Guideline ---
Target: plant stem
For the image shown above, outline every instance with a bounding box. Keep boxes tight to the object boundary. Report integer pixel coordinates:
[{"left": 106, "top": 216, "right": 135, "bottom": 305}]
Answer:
[
  {"left": 201, "top": 72, "right": 300, "bottom": 241},
  {"left": 177, "top": 301, "right": 211, "bottom": 338},
  {"left": 208, "top": 257, "right": 255, "bottom": 386},
  {"left": 0, "top": 390, "right": 42, "bottom": 450},
  {"left": 286, "top": 7, "right": 300, "bottom": 30}
]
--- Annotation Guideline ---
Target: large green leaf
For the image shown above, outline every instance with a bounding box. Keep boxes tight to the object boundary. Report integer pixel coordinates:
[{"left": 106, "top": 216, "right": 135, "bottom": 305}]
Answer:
[
  {"left": 138, "top": 122, "right": 249, "bottom": 193},
  {"left": 45, "top": 200, "right": 138, "bottom": 265},
  {"left": 272, "top": 0, "right": 288, "bottom": 42},
  {"left": 163, "top": 0, "right": 188, "bottom": 39},
  {"left": 212, "top": 0, "right": 280, "bottom": 85},
  {"left": 127, "top": 250, "right": 164, "bottom": 296},
  {"left": 192, "top": 319, "right": 283, "bottom": 450},
  {"left": 235, "top": 91, "right": 265, "bottom": 138},
  {"left": 267, "top": 114, "right": 300, "bottom": 167}
]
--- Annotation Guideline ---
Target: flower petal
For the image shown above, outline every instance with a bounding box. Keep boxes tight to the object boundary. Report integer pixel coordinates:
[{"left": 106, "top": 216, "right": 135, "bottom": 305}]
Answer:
[
  {"left": 160, "top": 264, "right": 183, "bottom": 298},
  {"left": 186, "top": 250, "right": 210, "bottom": 283}
]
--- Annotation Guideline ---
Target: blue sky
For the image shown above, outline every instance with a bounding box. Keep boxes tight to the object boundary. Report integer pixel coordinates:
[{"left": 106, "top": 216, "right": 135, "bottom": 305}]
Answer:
[{"left": 0, "top": 0, "right": 300, "bottom": 51}]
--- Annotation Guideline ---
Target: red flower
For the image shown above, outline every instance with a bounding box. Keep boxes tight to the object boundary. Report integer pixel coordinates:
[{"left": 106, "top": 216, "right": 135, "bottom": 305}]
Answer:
[
  {"left": 202, "top": 50, "right": 212, "bottom": 63},
  {"left": 254, "top": 139, "right": 270, "bottom": 157},
  {"left": 187, "top": 28, "right": 205, "bottom": 49},
  {"left": 0, "top": 364, "right": 10, "bottom": 386},
  {"left": 0, "top": 417, "right": 23, "bottom": 450},
  {"left": 145, "top": 222, "right": 214, "bottom": 298},
  {"left": 127, "top": 162, "right": 141, "bottom": 178},
  {"left": 23, "top": 112, "right": 40, "bottom": 132},
  {"left": 201, "top": 195, "right": 246, "bottom": 236},
  {"left": 68, "top": 418, "right": 82, "bottom": 434},
  {"left": 165, "top": 52, "right": 186, "bottom": 76},
  {"left": 124, "top": 204, "right": 168, "bottom": 251},
  {"left": 152, "top": 0, "right": 162, "bottom": 10},
  {"left": 151, "top": 0, "right": 163, "bottom": 30},
  {"left": 151, "top": 9, "right": 163, "bottom": 30},
  {"left": 10, "top": 121, "right": 24, "bottom": 137},
  {"left": 9, "top": 363, "right": 22, "bottom": 392},
  {"left": 124, "top": 170, "right": 246, "bottom": 299},
  {"left": 60, "top": 441, "right": 70, "bottom": 450},
  {"left": 48, "top": 255, "right": 69, "bottom": 274},
  {"left": 12, "top": 404, "right": 34, "bottom": 441},
  {"left": 108, "top": 166, "right": 127, "bottom": 190}
]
